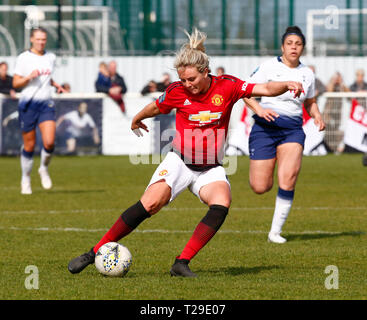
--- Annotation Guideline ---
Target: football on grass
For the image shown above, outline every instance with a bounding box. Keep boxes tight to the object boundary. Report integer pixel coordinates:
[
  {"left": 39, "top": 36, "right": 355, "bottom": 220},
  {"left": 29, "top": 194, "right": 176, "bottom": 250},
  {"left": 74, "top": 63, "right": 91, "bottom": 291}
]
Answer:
[{"left": 95, "top": 242, "right": 132, "bottom": 277}]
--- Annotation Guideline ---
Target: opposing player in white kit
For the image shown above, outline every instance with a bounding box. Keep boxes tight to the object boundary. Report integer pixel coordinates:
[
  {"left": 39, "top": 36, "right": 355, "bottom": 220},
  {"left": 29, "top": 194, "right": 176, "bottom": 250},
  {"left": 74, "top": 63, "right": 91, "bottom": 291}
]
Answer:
[
  {"left": 244, "top": 26, "right": 326, "bottom": 243},
  {"left": 13, "top": 28, "right": 65, "bottom": 194}
]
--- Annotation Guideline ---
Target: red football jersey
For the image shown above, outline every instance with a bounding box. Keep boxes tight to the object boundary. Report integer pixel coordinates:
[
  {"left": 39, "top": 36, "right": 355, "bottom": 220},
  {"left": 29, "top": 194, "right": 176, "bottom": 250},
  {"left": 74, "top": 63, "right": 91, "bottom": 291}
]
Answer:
[{"left": 156, "top": 74, "right": 255, "bottom": 166}]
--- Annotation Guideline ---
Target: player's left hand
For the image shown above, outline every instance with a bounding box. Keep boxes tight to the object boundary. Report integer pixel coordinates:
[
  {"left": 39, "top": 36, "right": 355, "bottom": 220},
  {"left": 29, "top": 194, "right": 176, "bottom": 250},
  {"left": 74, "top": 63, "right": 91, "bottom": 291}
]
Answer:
[
  {"left": 131, "top": 120, "right": 149, "bottom": 137},
  {"left": 314, "top": 114, "right": 326, "bottom": 131},
  {"left": 257, "top": 108, "right": 279, "bottom": 122}
]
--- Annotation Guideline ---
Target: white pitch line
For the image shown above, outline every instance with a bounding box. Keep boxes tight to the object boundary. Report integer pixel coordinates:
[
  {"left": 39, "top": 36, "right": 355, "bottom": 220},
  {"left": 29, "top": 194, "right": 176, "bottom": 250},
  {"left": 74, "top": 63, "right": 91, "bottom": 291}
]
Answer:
[
  {"left": 0, "top": 206, "right": 366, "bottom": 215},
  {"left": 0, "top": 208, "right": 119, "bottom": 215},
  {"left": 0, "top": 226, "right": 364, "bottom": 235}
]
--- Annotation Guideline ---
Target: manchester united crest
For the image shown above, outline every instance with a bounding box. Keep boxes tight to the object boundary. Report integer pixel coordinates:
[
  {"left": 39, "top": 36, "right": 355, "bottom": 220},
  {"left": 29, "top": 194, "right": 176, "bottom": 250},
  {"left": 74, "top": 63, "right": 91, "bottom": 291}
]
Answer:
[
  {"left": 159, "top": 169, "right": 168, "bottom": 176},
  {"left": 211, "top": 94, "right": 224, "bottom": 106}
]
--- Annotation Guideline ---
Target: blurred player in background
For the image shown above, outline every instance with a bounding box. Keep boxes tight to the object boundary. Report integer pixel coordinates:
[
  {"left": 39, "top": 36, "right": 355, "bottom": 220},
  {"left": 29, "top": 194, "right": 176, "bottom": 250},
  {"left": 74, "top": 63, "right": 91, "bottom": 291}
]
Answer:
[
  {"left": 244, "top": 26, "right": 325, "bottom": 244},
  {"left": 56, "top": 102, "right": 100, "bottom": 154},
  {"left": 13, "top": 27, "right": 65, "bottom": 195},
  {"left": 68, "top": 28, "right": 303, "bottom": 277}
]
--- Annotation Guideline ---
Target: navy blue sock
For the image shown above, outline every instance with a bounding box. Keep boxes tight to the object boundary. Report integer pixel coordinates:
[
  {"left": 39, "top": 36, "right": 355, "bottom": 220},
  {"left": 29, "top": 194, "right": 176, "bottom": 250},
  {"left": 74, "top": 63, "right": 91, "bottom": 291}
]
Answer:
[
  {"left": 43, "top": 146, "right": 55, "bottom": 154},
  {"left": 22, "top": 148, "right": 34, "bottom": 159},
  {"left": 277, "top": 188, "right": 294, "bottom": 200}
]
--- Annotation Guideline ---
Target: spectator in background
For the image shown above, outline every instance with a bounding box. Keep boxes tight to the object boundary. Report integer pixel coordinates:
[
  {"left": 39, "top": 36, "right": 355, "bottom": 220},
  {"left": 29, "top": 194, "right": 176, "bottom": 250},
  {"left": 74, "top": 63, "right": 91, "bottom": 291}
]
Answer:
[
  {"left": 0, "top": 61, "right": 17, "bottom": 98},
  {"left": 349, "top": 69, "right": 367, "bottom": 159},
  {"left": 309, "top": 65, "right": 326, "bottom": 102},
  {"left": 95, "top": 62, "right": 111, "bottom": 94},
  {"left": 157, "top": 72, "right": 171, "bottom": 92},
  {"left": 350, "top": 69, "right": 367, "bottom": 92},
  {"left": 141, "top": 80, "right": 158, "bottom": 96},
  {"left": 324, "top": 71, "right": 350, "bottom": 154},
  {"left": 349, "top": 68, "right": 367, "bottom": 107},
  {"left": 61, "top": 83, "right": 71, "bottom": 93},
  {"left": 216, "top": 66, "right": 225, "bottom": 76},
  {"left": 108, "top": 60, "right": 127, "bottom": 113},
  {"left": 326, "top": 71, "right": 350, "bottom": 93}
]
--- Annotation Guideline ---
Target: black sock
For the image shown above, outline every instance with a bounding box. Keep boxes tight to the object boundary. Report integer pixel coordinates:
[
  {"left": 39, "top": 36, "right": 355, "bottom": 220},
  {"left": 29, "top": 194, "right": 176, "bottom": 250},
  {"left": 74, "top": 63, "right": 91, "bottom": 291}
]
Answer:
[
  {"left": 121, "top": 200, "right": 151, "bottom": 229},
  {"left": 94, "top": 201, "right": 151, "bottom": 253},
  {"left": 201, "top": 204, "right": 229, "bottom": 231}
]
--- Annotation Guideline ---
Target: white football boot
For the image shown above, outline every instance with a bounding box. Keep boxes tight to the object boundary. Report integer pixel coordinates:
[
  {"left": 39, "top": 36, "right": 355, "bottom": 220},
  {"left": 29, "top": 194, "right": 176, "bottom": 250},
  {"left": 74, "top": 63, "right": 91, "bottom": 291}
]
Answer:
[
  {"left": 38, "top": 167, "right": 52, "bottom": 190},
  {"left": 268, "top": 232, "right": 287, "bottom": 244},
  {"left": 21, "top": 176, "right": 32, "bottom": 195}
]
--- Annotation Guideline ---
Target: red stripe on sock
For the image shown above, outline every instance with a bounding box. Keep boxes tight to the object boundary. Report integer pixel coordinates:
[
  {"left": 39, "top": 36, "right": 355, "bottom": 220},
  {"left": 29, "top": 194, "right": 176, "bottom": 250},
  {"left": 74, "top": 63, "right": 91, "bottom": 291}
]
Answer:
[
  {"left": 178, "top": 222, "right": 216, "bottom": 261},
  {"left": 93, "top": 216, "right": 133, "bottom": 253}
]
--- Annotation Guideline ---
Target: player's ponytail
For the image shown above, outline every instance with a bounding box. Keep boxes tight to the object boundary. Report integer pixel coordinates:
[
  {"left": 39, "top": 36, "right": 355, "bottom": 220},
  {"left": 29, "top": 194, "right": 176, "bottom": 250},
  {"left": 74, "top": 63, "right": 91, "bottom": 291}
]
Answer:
[{"left": 174, "top": 28, "right": 211, "bottom": 73}]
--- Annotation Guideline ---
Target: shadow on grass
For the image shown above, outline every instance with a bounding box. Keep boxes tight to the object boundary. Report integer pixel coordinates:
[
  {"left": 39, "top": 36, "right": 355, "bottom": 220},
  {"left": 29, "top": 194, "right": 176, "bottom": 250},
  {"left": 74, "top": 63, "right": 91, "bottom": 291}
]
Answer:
[
  {"left": 202, "top": 265, "right": 280, "bottom": 276},
  {"left": 46, "top": 189, "right": 106, "bottom": 195},
  {"left": 286, "top": 231, "right": 365, "bottom": 242},
  {"left": 223, "top": 265, "right": 280, "bottom": 276}
]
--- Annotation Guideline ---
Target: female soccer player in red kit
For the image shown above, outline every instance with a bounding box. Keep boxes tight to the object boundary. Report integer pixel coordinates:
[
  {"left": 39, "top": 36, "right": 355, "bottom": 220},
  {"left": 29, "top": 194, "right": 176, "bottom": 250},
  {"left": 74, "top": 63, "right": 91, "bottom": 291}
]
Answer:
[{"left": 68, "top": 28, "right": 303, "bottom": 277}]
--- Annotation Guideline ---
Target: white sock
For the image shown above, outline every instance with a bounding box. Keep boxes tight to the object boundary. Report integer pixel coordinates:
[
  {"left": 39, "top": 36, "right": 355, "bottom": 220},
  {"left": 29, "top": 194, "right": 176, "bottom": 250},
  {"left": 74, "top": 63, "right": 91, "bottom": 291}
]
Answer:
[
  {"left": 270, "top": 188, "right": 294, "bottom": 234},
  {"left": 21, "top": 149, "right": 34, "bottom": 179},
  {"left": 40, "top": 148, "right": 53, "bottom": 171}
]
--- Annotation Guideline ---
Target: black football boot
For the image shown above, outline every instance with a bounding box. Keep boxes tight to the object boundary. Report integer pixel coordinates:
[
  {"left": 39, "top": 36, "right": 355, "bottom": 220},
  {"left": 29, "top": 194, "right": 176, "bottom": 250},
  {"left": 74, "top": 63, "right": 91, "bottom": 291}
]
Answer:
[
  {"left": 68, "top": 248, "right": 95, "bottom": 274},
  {"left": 170, "top": 258, "right": 197, "bottom": 278}
]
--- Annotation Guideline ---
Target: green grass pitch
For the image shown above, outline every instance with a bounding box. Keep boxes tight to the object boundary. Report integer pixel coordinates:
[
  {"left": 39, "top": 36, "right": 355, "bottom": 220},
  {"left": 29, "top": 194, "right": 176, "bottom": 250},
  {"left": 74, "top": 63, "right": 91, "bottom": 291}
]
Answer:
[{"left": 0, "top": 154, "right": 366, "bottom": 300}]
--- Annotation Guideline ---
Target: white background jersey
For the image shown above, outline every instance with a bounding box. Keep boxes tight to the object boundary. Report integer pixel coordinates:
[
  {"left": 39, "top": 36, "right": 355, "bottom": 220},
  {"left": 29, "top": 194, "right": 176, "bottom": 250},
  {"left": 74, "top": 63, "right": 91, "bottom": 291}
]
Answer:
[
  {"left": 14, "top": 50, "right": 56, "bottom": 102},
  {"left": 246, "top": 56, "right": 315, "bottom": 119},
  {"left": 64, "top": 110, "right": 96, "bottom": 137}
]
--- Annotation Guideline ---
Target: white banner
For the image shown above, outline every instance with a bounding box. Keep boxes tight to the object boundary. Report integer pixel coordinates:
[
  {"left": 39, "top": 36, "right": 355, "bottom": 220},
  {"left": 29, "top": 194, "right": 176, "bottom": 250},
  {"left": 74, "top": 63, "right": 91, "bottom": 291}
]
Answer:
[
  {"left": 226, "top": 103, "right": 252, "bottom": 156},
  {"left": 344, "top": 99, "right": 367, "bottom": 152},
  {"left": 302, "top": 106, "right": 327, "bottom": 156},
  {"left": 102, "top": 95, "right": 154, "bottom": 155}
]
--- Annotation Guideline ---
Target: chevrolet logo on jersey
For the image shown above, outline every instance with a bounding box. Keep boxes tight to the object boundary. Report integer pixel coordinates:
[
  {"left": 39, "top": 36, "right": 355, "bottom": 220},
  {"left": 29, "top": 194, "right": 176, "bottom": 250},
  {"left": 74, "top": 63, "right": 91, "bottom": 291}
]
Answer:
[{"left": 189, "top": 111, "right": 222, "bottom": 124}]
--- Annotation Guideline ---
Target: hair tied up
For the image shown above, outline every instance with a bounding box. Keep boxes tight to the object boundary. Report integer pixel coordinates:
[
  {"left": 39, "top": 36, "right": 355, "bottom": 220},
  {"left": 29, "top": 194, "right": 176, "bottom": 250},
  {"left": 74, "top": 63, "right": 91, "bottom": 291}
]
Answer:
[
  {"left": 183, "top": 28, "right": 207, "bottom": 53},
  {"left": 174, "top": 28, "right": 211, "bottom": 73},
  {"left": 281, "top": 26, "right": 305, "bottom": 46}
]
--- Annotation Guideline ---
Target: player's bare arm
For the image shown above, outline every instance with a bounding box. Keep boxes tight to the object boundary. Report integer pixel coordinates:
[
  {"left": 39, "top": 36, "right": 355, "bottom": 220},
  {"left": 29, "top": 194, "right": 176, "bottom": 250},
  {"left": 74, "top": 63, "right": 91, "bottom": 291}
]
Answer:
[
  {"left": 131, "top": 101, "right": 161, "bottom": 136},
  {"left": 251, "top": 81, "right": 303, "bottom": 98},
  {"left": 244, "top": 97, "right": 279, "bottom": 122},
  {"left": 12, "top": 70, "right": 40, "bottom": 89},
  {"left": 304, "top": 97, "right": 326, "bottom": 131}
]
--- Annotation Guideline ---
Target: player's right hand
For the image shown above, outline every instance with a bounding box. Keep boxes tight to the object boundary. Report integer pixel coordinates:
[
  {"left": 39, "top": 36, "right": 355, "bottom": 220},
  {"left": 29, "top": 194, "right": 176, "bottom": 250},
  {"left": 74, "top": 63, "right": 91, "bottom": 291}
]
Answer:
[
  {"left": 28, "top": 69, "right": 40, "bottom": 80},
  {"left": 287, "top": 81, "right": 304, "bottom": 98}
]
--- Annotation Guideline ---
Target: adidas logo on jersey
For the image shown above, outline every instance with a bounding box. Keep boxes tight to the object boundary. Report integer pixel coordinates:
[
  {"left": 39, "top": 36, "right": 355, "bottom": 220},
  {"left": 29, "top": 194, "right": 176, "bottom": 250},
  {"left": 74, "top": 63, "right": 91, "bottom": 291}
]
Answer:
[{"left": 184, "top": 99, "right": 192, "bottom": 106}]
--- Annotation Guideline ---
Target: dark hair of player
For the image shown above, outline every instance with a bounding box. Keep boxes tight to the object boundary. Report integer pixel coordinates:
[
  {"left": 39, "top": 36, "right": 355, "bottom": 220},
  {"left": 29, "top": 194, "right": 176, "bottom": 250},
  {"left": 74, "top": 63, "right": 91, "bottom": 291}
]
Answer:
[
  {"left": 281, "top": 26, "right": 305, "bottom": 46},
  {"left": 30, "top": 27, "right": 48, "bottom": 37}
]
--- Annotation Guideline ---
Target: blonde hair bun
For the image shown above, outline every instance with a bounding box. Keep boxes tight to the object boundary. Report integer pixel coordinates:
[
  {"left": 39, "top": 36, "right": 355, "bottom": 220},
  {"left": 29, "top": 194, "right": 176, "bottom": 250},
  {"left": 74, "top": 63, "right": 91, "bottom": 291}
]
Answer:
[{"left": 174, "top": 28, "right": 210, "bottom": 73}]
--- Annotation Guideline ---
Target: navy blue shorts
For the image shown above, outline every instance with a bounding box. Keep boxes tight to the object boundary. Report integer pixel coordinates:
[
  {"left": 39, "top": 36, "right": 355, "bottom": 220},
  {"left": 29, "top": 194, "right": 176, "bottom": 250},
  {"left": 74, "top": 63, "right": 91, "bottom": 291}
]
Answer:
[
  {"left": 19, "top": 100, "right": 56, "bottom": 133},
  {"left": 249, "top": 121, "right": 306, "bottom": 160}
]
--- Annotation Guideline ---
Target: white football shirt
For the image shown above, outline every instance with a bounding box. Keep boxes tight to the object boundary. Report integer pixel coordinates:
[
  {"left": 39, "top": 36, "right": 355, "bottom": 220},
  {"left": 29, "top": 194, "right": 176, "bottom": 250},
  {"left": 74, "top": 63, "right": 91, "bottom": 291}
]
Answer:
[
  {"left": 14, "top": 50, "right": 56, "bottom": 103},
  {"left": 247, "top": 56, "right": 315, "bottom": 119},
  {"left": 64, "top": 110, "right": 96, "bottom": 137}
]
